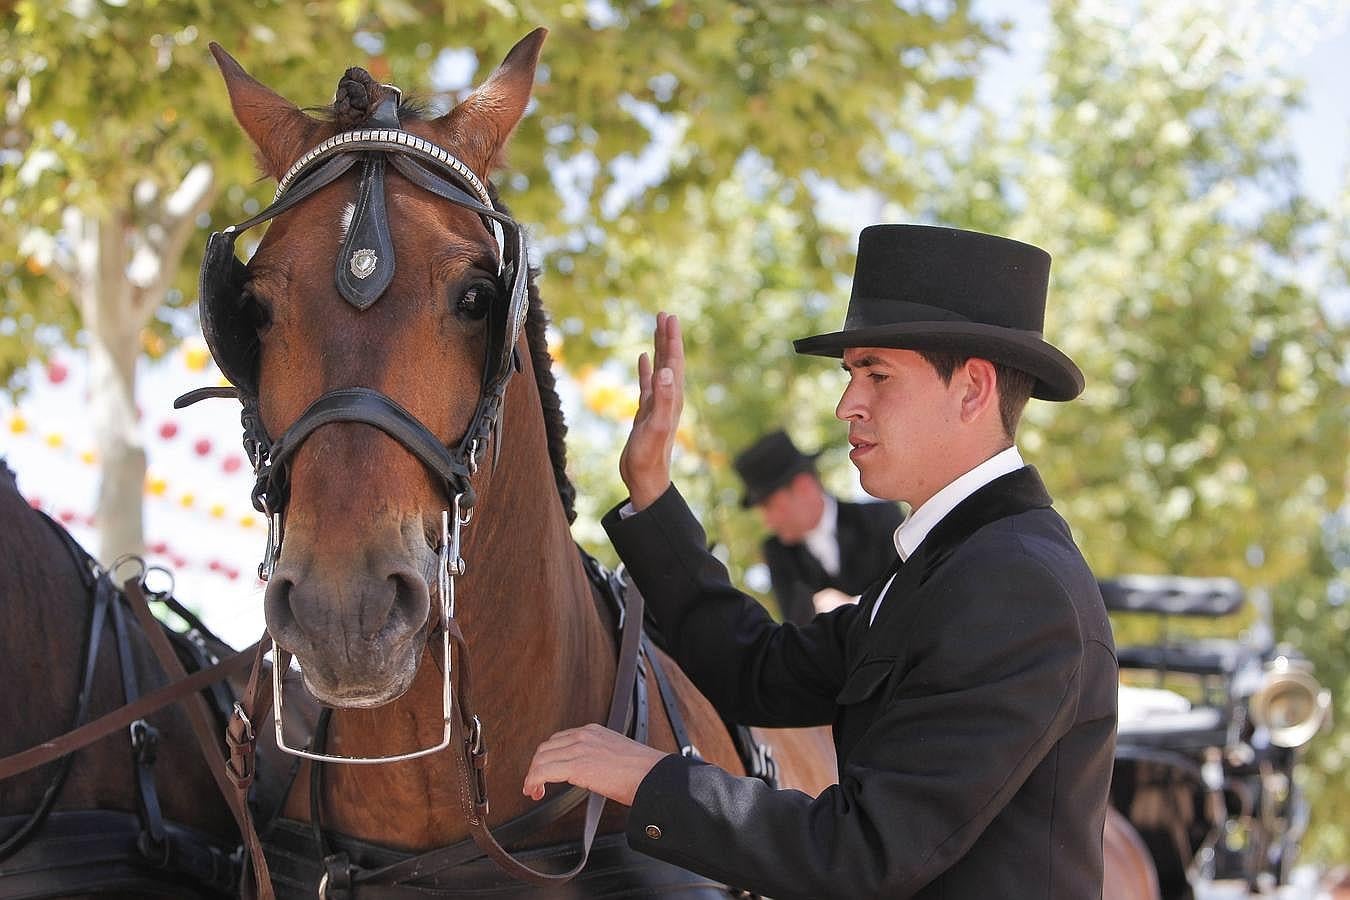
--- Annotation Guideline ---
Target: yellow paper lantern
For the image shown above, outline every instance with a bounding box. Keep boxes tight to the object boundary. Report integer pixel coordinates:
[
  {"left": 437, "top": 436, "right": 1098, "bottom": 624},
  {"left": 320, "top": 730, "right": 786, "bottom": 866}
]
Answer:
[
  {"left": 45, "top": 433, "right": 63, "bottom": 449},
  {"left": 209, "top": 503, "right": 226, "bottom": 519},
  {"left": 8, "top": 415, "right": 28, "bottom": 435},
  {"left": 79, "top": 450, "right": 97, "bottom": 465},
  {"left": 146, "top": 476, "right": 168, "bottom": 496},
  {"left": 179, "top": 492, "right": 195, "bottom": 508}
]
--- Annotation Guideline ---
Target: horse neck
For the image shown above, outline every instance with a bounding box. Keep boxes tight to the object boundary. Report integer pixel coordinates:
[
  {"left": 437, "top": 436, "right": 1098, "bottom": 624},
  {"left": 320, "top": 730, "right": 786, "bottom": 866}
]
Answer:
[
  {"left": 313, "top": 354, "right": 617, "bottom": 845},
  {"left": 450, "top": 364, "right": 616, "bottom": 734}
]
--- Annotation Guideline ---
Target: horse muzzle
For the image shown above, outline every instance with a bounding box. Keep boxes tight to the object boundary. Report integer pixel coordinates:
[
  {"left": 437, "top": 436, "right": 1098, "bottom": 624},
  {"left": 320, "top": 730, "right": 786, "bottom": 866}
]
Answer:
[{"left": 264, "top": 548, "right": 435, "bottom": 708}]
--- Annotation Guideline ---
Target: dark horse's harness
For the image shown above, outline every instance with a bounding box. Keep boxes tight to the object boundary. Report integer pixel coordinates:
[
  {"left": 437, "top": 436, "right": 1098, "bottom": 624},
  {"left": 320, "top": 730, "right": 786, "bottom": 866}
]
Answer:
[
  {"left": 0, "top": 509, "right": 239, "bottom": 898},
  {"left": 177, "top": 84, "right": 775, "bottom": 899}
]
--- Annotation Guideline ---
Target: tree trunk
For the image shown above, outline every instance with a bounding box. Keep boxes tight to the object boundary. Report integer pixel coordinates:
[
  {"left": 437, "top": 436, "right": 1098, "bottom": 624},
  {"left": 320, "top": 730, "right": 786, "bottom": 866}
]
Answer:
[
  {"left": 68, "top": 166, "right": 216, "bottom": 565},
  {"left": 76, "top": 208, "right": 148, "bottom": 564}
]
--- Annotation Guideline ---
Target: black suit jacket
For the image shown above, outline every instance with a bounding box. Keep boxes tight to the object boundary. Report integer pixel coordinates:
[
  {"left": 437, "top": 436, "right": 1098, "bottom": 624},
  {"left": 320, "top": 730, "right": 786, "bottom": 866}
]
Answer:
[
  {"left": 603, "top": 467, "right": 1117, "bottom": 900},
  {"left": 764, "top": 498, "right": 905, "bottom": 625}
]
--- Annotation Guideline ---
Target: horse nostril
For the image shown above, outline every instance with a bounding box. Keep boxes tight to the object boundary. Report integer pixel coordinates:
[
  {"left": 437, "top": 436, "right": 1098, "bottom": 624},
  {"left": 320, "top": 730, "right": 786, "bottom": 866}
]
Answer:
[
  {"left": 263, "top": 575, "right": 299, "bottom": 639},
  {"left": 384, "top": 571, "right": 431, "bottom": 638}
]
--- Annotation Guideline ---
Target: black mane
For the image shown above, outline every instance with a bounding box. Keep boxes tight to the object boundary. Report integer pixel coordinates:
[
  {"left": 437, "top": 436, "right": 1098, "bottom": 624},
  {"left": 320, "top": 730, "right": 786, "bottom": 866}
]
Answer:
[{"left": 490, "top": 189, "right": 577, "bottom": 525}]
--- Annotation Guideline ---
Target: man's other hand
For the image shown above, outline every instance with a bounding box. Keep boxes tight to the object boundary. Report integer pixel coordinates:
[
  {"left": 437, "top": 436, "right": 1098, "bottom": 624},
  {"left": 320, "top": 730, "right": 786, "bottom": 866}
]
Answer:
[{"left": 523, "top": 723, "right": 669, "bottom": 806}]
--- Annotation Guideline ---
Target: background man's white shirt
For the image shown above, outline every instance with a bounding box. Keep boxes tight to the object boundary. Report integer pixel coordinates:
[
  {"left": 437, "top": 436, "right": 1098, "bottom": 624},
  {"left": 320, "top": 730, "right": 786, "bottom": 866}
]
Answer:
[{"left": 802, "top": 493, "right": 840, "bottom": 576}]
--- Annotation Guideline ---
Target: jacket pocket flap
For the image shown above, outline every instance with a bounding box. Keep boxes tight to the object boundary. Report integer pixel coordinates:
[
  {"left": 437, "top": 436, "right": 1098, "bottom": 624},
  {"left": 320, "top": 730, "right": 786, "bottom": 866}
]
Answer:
[{"left": 836, "top": 658, "right": 895, "bottom": 705}]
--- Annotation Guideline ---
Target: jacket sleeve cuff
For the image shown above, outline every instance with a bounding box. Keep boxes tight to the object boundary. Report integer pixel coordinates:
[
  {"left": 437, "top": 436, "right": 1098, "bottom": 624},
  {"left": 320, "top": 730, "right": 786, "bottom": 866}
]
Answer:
[
  {"left": 602, "top": 483, "right": 688, "bottom": 536},
  {"left": 626, "top": 752, "right": 704, "bottom": 856}
]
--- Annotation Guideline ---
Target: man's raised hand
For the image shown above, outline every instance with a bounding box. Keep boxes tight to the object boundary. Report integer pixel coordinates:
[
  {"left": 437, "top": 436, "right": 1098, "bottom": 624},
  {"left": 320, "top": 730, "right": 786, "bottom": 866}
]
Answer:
[{"left": 618, "top": 312, "right": 685, "bottom": 511}]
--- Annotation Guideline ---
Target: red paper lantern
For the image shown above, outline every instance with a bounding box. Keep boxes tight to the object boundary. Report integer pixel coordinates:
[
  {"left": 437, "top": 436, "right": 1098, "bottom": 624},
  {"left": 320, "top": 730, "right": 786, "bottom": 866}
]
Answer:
[
  {"left": 193, "top": 438, "right": 212, "bottom": 457},
  {"left": 46, "top": 361, "right": 68, "bottom": 384},
  {"left": 159, "top": 422, "right": 179, "bottom": 440},
  {"left": 222, "top": 455, "right": 243, "bottom": 474}
]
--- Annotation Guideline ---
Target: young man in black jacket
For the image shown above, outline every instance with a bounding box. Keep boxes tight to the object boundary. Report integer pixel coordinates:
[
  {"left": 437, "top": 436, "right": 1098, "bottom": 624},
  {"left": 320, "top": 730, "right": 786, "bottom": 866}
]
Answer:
[{"left": 524, "top": 224, "right": 1118, "bottom": 899}]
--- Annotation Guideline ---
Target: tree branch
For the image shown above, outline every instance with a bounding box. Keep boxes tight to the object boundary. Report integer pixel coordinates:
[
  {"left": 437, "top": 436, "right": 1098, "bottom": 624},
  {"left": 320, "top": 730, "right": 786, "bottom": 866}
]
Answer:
[{"left": 133, "top": 162, "right": 216, "bottom": 318}]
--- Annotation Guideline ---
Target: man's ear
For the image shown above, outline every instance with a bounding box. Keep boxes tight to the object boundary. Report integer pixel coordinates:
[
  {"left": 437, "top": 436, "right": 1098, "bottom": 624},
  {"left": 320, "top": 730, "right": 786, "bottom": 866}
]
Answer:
[
  {"left": 958, "top": 358, "right": 1000, "bottom": 424},
  {"left": 210, "top": 43, "right": 325, "bottom": 181}
]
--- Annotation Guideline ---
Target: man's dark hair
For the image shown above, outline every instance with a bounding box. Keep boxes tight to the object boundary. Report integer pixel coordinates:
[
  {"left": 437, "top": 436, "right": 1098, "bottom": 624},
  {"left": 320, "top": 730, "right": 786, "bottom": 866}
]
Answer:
[{"left": 916, "top": 350, "right": 1035, "bottom": 439}]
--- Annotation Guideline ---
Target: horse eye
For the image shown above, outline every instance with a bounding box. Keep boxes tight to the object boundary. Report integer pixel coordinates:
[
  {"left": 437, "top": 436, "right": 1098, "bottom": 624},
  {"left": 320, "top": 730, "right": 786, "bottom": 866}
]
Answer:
[
  {"left": 242, "top": 287, "right": 272, "bottom": 331},
  {"left": 455, "top": 280, "right": 495, "bottom": 320}
]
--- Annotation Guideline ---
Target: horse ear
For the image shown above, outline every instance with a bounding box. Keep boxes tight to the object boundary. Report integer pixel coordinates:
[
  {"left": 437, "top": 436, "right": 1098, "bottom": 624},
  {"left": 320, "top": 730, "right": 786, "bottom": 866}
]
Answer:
[
  {"left": 209, "top": 42, "right": 324, "bottom": 182},
  {"left": 434, "top": 27, "right": 547, "bottom": 174}
]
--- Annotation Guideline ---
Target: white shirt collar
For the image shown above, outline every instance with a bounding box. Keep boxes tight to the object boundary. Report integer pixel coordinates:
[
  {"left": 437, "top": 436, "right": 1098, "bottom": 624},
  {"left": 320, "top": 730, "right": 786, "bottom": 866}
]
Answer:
[
  {"left": 802, "top": 493, "right": 840, "bottom": 576},
  {"left": 891, "top": 445, "right": 1025, "bottom": 563}
]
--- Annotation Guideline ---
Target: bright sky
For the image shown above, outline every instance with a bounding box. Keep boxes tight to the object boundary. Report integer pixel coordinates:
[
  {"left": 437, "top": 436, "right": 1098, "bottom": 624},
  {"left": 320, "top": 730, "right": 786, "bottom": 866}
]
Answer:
[
  {"left": 2, "top": 2, "right": 1347, "bottom": 650},
  {"left": 977, "top": 0, "right": 1350, "bottom": 210}
]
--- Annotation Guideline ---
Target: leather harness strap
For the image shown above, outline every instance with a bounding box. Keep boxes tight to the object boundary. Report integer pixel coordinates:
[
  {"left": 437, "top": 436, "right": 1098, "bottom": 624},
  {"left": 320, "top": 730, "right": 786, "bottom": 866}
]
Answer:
[
  {"left": 645, "top": 634, "right": 700, "bottom": 760},
  {"left": 452, "top": 574, "right": 645, "bottom": 887},
  {"left": 0, "top": 633, "right": 256, "bottom": 783},
  {"left": 227, "top": 637, "right": 282, "bottom": 899},
  {"left": 120, "top": 580, "right": 264, "bottom": 841}
]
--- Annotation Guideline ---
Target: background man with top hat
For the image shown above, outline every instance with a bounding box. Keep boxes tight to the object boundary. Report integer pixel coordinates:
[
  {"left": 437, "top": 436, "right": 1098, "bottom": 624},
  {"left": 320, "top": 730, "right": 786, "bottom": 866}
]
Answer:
[
  {"left": 525, "top": 224, "right": 1118, "bottom": 898},
  {"left": 734, "top": 429, "right": 904, "bottom": 625}
]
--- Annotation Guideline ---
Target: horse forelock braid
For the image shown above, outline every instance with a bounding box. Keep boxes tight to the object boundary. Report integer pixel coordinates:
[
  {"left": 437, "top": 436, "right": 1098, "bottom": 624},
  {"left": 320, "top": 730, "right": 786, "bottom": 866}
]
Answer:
[{"left": 331, "top": 67, "right": 383, "bottom": 129}]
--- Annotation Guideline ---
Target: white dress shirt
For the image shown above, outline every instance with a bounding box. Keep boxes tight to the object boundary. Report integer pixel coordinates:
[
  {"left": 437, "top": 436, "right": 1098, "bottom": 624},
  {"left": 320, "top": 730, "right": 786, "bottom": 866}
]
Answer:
[
  {"left": 869, "top": 446, "right": 1026, "bottom": 626},
  {"left": 801, "top": 493, "right": 840, "bottom": 576}
]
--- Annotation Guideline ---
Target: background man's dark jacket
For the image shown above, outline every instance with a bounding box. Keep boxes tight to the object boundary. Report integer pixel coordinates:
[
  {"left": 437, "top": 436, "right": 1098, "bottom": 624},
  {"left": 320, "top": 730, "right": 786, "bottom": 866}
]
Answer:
[
  {"left": 603, "top": 466, "right": 1118, "bottom": 900},
  {"left": 765, "top": 498, "right": 905, "bottom": 625}
]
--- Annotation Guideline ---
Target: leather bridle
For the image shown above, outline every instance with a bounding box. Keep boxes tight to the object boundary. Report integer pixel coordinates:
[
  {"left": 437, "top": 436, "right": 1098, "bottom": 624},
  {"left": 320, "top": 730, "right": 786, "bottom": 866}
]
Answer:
[
  {"left": 178, "top": 87, "right": 648, "bottom": 900},
  {"left": 177, "top": 87, "right": 528, "bottom": 764}
]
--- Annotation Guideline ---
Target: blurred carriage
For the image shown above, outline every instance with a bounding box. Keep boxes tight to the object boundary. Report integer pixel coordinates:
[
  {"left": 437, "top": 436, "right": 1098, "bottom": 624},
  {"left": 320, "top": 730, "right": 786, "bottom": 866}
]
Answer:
[{"left": 1106, "top": 575, "right": 1331, "bottom": 899}]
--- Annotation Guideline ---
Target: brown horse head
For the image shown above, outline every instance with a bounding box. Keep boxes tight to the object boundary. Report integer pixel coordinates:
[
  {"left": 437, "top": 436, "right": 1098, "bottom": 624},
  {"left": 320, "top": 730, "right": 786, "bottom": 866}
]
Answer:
[{"left": 211, "top": 31, "right": 548, "bottom": 707}]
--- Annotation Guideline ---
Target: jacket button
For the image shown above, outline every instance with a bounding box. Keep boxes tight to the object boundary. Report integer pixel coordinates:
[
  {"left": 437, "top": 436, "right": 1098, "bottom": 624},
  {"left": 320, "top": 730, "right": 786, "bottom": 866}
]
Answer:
[{"left": 644, "top": 824, "right": 662, "bottom": 840}]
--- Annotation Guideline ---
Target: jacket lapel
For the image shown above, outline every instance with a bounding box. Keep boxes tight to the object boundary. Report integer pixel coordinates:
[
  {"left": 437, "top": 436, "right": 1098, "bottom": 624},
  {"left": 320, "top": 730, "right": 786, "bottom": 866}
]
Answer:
[
  {"left": 846, "top": 555, "right": 902, "bottom": 659},
  {"left": 851, "top": 466, "right": 1054, "bottom": 666}
]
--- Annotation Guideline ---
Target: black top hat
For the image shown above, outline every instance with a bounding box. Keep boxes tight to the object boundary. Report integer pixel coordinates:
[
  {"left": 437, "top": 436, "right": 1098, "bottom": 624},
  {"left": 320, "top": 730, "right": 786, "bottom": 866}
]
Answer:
[
  {"left": 793, "top": 224, "right": 1084, "bottom": 401},
  {"left": 733, "top": 431, "right": 821, "bottom": 508}
]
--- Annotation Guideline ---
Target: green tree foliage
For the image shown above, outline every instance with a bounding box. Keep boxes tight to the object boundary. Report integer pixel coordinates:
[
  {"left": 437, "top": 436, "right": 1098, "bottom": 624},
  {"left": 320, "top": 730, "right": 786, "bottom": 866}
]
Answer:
[
  {"left": 889, "top": 0, "right": 1349, "bottom": 861},
  {"left": 1, "top": 0, "right": 994, "bottom": 379},
  {"left": 0, "top": 0, "right": 994, "bottom": 559}
]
